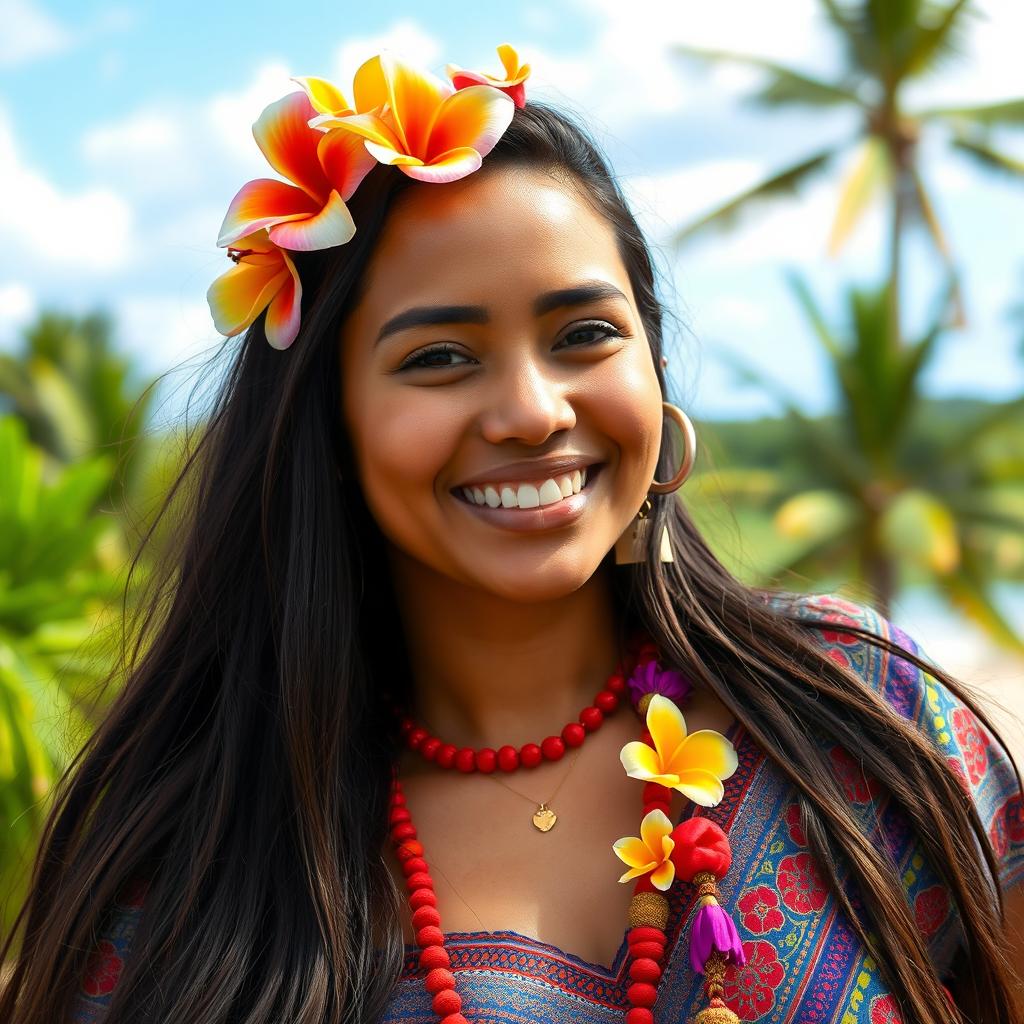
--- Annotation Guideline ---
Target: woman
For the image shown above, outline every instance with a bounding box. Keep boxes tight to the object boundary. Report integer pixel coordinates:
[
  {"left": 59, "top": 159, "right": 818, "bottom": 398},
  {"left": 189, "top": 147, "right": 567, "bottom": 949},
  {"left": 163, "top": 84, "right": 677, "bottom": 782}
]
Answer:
[{"left": 2, "top": 45, "right": 1022, "bottom": 1024}]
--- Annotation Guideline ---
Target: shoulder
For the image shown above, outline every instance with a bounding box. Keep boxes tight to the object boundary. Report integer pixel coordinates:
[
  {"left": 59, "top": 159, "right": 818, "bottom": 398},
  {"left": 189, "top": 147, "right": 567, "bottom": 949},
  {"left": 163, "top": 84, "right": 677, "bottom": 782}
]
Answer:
[
  {"left": 69, "top": 875, "right": 151, "bottom": 1023},
  {"left": 765, "top": 589, "right": 1024, "bottom": 894}
]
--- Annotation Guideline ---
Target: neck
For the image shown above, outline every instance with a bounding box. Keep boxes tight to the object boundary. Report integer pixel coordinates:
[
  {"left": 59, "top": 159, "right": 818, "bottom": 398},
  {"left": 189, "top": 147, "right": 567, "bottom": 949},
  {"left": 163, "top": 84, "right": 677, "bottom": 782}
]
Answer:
[{"left": 386, "top": 549, "right": 625, "bottom": 751}]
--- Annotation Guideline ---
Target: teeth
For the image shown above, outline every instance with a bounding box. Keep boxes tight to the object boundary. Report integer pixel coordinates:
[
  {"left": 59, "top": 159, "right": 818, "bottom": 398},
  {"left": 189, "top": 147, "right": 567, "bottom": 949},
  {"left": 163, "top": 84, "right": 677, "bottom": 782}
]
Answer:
[{"left": 459, "top": 466, "right": 596, "bottom": 508}]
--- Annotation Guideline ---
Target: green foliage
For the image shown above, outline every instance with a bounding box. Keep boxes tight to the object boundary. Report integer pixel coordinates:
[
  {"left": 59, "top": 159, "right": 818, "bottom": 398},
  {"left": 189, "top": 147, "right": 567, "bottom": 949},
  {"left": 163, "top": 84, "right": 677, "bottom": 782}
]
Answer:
[{"left": 0, "top": 415, "right": 129, "bottom": 941}]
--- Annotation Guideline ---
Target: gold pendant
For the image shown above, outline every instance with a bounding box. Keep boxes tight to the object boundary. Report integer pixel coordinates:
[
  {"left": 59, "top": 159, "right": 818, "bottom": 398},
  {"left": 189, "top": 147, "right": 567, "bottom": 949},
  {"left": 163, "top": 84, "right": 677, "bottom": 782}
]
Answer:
[{"left": 532, "top": 804, "right": 557, "bottom": 832}]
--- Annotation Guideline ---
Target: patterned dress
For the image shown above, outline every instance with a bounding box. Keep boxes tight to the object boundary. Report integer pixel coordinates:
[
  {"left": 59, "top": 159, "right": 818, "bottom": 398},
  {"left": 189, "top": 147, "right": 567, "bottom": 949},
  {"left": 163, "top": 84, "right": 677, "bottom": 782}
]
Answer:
[{"left": 71, "top": 593, "right": 1024, "bottom": 1023}]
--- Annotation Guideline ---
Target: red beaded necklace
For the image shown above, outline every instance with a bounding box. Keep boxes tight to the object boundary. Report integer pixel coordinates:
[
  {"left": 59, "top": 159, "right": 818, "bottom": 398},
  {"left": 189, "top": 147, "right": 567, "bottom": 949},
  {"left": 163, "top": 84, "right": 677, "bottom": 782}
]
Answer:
[{"left": 387, "top": 638, "right": 746, "bottom": 1024}]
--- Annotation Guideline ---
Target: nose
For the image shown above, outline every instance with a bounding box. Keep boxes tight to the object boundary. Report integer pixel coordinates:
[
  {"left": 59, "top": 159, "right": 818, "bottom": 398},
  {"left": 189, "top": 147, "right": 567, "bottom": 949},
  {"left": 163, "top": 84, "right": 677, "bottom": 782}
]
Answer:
[{"left": 479, "top": 355, "right": 576, "bottom": 446}]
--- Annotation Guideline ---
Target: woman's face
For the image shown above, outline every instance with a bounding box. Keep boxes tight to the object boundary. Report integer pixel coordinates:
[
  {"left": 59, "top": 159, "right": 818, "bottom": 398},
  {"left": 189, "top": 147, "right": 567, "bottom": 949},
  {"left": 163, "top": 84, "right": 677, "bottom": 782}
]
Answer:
[{"left": 339, "top": 165, "right": 664, "bottom": 603}]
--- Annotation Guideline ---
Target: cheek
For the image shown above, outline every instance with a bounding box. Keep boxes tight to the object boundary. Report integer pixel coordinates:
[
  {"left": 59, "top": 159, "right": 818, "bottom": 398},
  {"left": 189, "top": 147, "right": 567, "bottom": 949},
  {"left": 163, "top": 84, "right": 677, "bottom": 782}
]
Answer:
[{"left": 345, "top": 383, "right": 462, "bottom": 520}]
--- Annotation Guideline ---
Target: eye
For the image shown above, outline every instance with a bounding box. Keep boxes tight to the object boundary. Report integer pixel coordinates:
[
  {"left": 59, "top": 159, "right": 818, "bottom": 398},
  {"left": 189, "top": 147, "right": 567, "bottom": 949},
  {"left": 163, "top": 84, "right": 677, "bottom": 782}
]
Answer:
[{"left": 395, "top": 320, "right": 626, "bottom": 372}]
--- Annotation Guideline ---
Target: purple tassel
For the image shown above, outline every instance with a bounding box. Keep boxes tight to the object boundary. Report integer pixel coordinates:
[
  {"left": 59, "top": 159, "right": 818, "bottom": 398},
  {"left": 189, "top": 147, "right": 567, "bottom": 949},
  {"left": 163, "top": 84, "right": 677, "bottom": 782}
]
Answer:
[
  {"left": 626, "top": 658, "right": 693, "bottom": 710},
  {"left": 688, "top": 904, "right": 746, "bottom": 974}
]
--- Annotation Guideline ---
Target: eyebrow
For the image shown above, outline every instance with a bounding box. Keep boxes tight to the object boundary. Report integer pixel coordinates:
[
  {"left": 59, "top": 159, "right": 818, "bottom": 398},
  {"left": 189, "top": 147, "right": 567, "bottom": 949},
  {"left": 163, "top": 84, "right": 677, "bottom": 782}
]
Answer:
[{"left": 374, "top": 280, "right": 630, "bottom": 346}]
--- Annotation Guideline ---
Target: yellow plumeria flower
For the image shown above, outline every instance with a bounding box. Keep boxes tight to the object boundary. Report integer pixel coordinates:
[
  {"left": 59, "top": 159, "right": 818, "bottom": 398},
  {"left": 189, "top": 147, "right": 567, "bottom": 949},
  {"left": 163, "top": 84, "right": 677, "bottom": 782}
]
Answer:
[
  {"left": 612, "top": 808, "right": 676, "bottom": 890},
  {"left": 620, "top": 693, "right": 738, "bottom": 806}
]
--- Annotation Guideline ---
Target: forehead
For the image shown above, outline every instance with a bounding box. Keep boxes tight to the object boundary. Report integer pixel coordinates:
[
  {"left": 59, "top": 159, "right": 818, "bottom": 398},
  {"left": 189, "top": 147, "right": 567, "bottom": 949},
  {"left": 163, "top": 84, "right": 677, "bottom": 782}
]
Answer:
[{"left": 350, "top": 166, "right": 630, "bottom": 320}]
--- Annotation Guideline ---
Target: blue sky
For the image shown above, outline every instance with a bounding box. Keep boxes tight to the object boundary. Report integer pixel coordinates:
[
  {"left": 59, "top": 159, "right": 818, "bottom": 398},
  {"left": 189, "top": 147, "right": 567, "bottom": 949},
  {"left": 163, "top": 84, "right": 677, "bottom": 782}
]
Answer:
[{"left": 2, "top": 0, "right": 1023, "bottom": 424}]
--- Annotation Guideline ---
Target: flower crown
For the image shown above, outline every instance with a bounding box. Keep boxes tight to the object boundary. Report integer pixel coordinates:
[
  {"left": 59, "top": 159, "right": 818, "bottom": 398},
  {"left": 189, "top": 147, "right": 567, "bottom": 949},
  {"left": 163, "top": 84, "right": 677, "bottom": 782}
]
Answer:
[{"left": 206, "top": 44, "right": 530, "bottom": 351}]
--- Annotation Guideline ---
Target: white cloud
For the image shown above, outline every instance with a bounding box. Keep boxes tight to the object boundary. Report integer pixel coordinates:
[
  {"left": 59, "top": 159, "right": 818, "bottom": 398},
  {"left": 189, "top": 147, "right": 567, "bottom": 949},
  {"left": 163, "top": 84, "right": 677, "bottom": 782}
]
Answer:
[
  {"left": 0, "top": 281, "right": 36, "bottom": 339},
  {"left": 114, "top": 295, "right": 219, "bottom": 374},
  {"left": 329, "top": 19, "right": 443, "bottom": 89},
  {"left": 0, "top": 0, "right": 72, "bottom": 68},
  {"left": 0, "top": 103, "right": 134, "bottom": 271}
]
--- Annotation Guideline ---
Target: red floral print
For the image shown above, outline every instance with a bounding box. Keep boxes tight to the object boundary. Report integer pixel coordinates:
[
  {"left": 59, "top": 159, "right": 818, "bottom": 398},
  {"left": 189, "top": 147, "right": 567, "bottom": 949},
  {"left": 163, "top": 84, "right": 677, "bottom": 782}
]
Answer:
[
  {"left": 869, "top": 992, "right": 905, "bottom": 1023},
  {"left": 826, "top": 647, "right": 852, "bottom": 668},
  {"left": 989, "top": 791, "right": 1024, "bottom": 859},
  {"left": 830, "top": 744, "right": 881, "bottom": 803},
  {"left": 81, "top": 939, "right": 123, "bottom": 997},
  {"left": 776, "top": 852, "right": 828, "bottom": 914},
  {"left": 723, "top": 939, "right": 786, "bottom": 1020},
  {"left": 951, "top": 706, "right": 990, "bottom": 786},
  {"left": 738, "top": 885, "right": 785, "bottom": 934},
  {"left": 784, "top": 801, "right": 807, "bottom": 846},
  {"left": 821, "top": 624, "right": 860, "bottom": 645},
  {"left": 945, "top": 755, "right": 971, "bottom": 795},
  {"left": 913, "top": 884, "right": 950, "bottom": 939}
]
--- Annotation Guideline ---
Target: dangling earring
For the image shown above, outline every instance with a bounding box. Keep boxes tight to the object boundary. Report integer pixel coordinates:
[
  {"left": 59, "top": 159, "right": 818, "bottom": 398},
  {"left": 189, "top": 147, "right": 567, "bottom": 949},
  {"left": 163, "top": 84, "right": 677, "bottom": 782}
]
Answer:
[{"left": 614, "top": 402, "right": 697, "bottom": 565}]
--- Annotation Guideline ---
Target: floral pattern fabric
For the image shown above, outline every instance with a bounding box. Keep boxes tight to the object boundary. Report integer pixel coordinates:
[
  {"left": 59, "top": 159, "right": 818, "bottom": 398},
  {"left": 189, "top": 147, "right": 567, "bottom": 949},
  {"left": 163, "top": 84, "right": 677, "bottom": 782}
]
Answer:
[{"left": 70, "top": 592, "right": 1024, "bottom": 1022}]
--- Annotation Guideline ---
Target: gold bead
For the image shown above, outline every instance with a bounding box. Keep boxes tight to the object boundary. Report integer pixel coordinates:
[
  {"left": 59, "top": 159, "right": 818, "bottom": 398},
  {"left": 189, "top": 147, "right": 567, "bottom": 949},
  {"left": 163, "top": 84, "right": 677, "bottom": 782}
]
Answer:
[
  {"left": 692, "top": 1007, "right": 740, "bottom": 1024},
  {"left": 628, "top": 890, "right": 669, "bottom": 929},
  {"left": 637, "top": 692, "right": 654, "bottom": 716}
]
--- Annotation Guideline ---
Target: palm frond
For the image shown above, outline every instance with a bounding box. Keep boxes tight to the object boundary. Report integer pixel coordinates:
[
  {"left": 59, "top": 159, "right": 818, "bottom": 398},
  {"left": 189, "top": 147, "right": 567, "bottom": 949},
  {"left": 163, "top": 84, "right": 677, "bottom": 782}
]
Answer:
[
  {"left": 940, "top": 558, "right": 1024, "bottom": 652},
  {"left": 670, "top": 45, "right": 864, "bottom": 107},
  {"left": 904, "top": 0, "right": 978, "bottom": 79},
  {"left": 933, "top": 394, "right": 1024, "bottom": 464},
  {"left": 828, "top": 137, "right": 891, "bottom": 255},
  {"left": 918, "top": 98, "right": 1024, "bottom": 126},
  {"left": 950, "top": 136, "right": 1024, "bottom": 179},
  {"left": 668, "top": 145, "right": 847, "bottom": 250}
]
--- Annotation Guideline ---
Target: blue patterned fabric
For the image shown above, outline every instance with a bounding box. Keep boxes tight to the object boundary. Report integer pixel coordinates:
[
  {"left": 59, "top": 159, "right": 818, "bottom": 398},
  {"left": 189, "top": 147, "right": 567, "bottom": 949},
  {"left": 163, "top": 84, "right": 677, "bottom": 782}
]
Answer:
[{"left": 70, "top": 593, "right": 1024, "bottom": 1022}]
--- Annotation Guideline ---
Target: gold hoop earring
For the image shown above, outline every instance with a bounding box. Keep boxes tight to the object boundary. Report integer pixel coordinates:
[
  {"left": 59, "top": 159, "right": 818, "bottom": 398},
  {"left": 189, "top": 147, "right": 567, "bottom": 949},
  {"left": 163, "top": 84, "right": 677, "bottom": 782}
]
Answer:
[{"left": 613, "top": 402, "right": 697, "bottom": 565}]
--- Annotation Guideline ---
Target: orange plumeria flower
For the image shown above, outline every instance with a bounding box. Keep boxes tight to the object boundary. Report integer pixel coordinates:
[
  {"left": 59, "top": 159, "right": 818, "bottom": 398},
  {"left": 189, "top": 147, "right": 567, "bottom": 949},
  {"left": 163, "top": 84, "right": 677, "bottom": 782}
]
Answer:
[
  {"left": 446, "top": 43, "right": 531, "bottom": 109},
  {"left": 207, "top": 229, "right": 301, "bottom": 350},
  {"left": 620, "top": 694, "right": 738, "bottom": 806},
  {"left": 307, "top": 48, "right": 519, "bottom": 183},
  {"left": 216, "top": 90, "right": 376, "bottom": 252},
  {"left": 612, "top": 808, "right": 676, "bottom": 890}
]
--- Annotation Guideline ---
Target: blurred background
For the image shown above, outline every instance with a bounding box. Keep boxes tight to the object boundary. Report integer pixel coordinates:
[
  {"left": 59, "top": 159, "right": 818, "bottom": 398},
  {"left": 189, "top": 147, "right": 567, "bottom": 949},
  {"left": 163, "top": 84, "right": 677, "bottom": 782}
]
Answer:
[{"left": 1, "top": 0, "right": 1022, "bottom": 946}]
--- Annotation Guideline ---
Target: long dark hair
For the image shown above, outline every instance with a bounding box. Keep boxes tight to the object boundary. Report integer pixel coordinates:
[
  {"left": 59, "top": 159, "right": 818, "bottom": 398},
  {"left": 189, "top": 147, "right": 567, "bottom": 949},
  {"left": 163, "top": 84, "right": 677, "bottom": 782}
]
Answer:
[{"left": 1, "top": 99, "right": 1020, "bottom": 1024}]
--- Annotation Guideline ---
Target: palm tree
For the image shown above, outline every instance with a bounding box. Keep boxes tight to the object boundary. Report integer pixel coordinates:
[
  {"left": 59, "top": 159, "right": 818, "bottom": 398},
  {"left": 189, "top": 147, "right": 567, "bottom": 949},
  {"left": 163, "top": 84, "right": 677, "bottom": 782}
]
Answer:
[
  {"left": 708, "top": 269, "right": 1024, "bottom": 648},
  {"left": 670, "top": 0, "right": 1024, "bottom": 343}
]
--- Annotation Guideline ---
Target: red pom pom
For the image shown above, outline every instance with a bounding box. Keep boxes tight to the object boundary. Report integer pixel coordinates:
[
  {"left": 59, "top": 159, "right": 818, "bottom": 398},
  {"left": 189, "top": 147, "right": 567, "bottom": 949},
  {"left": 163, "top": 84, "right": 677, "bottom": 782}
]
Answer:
[
  {"left": 607, "top": 673, "right": 628, "bottom": 695},
  {"left": 419, "top": 943, "right": 449, "bottom": 970},
  {"left": 595, "top": 690, "right": 619, "bottom": 713},
  {"left": 455, "top": 748, "right": 476, "bottom": 773},
  {"left": 391, "top": 790, "right": 406, "bottom": 806},
  {"left": 642, "top": 782, "right": 671, "bottom": 805},
  {"left": 399, "top": 716, "right": 415, "bottom": 734},
  {"left": 627, "top": 982, "right": 658, "bottom": 1008},
  {"left": 420, "top": 737, "right": 442, "bottom": 761},
  {"left": 562, "top": 723, "right": 586, "bottom": 747},
  {"left": 625, "top": 1010, "right": 654, "bottom": 1024},
  {"left": 670, "top": 817, "right": 732, "bottom": 880},
  {"left": 409, "top": 888, "right": 437, "bottom": 910},
  {"left": 629, "top": 957, "right": 662, "bottom": 983},
  {"left": 579, "top": 706, "right": 604, "bottom": 731},
  {"left": 475, "top": 748, "right": 497, "bottom": 773},
  {"left": 412, "top": 906, "right": 441, "bottom": 929},
  {"left": 520, "top": 743, "right": 542, "bottom": 768},
  {"left": 397, "top": 840, "right": 423, "bottom": 860},
  {"left": 628, "top": 927, "right": 666, "bottom": 946},
  {"left": 406, "top": 872, "right": 433, "bottom": 891},
  {"left": 497, "top": 745, "right": 520, "bottom": 771},
  {"left": 417, "top": 925, "right": 445, "bottom": 948},
  {"left": 436, "top": 743, "right": 457, "bottom": 769},
  {"left": 541, "top": 736, "right": 565, "bottom": 761},
  {"left": 391, "top": 822, "right": 417, "bottom": 843},
  {"left": 630, "top": 940, "right": 665, "bottom": 962},
  {"left": 432, "top": 989, "right": 462, "bottom": 1015},
  {"left": 424, "top": 967, "right": 455, "bottom": 993},
  {"left": 389, "top": 807, "right": 411, "bottom": 824}
]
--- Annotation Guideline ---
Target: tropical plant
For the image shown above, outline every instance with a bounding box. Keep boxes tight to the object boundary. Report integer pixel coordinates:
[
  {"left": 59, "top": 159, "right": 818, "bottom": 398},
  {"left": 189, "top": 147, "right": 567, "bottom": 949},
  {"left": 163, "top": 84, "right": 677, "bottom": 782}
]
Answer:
[
  {"left": 670, "top": 0, "right": 1024, "bottom": 340},
  {"left": 708, "top": 269, "right": 1024, "bottom": 648},
  {"left": 0, "top": 309, "right": 156, "bottom": 516},
  {"left": 0, "top": 416, "right": 127, "bottom": 943}
]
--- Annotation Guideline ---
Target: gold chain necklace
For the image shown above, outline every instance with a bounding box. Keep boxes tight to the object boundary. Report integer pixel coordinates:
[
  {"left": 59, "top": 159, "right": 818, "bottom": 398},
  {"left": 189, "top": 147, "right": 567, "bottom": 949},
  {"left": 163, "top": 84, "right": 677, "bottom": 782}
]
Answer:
[{"left": 481, "top": 745, "right": 584, "bottom": 831}]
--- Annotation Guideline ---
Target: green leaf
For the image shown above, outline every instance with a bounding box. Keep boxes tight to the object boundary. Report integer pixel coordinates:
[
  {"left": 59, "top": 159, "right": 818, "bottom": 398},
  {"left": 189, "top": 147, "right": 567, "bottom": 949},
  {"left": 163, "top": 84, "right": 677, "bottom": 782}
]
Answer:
[
  {"left": 949, "top": 136, "right": 1024, "bottom": 180},
  {"left": 918, "top": 98, "right": 1024, "bottom": 125},
  {"left": 668, "top": 144, "right": 848, "bottom": 250}
]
